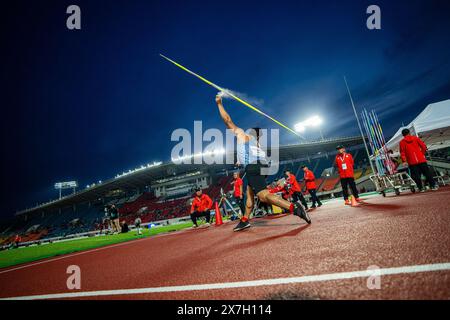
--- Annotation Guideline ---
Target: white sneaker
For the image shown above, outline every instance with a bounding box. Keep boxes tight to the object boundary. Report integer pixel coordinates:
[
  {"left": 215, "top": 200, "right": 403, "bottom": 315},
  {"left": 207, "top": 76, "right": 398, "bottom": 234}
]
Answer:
[
  {"left": 204, "top": 223, "right": 211, "bottom": 227},
  {"left": 431, "top": 186, "right": 439, "bottom": 191}
]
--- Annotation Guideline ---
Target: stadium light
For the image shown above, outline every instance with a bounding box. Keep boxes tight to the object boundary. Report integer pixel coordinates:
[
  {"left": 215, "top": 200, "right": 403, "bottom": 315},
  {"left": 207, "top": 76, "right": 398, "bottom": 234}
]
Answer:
[
  {"left": 115, "top": 161, "right": 162, "bottom": 179},
  {"left": 294, "top": 115, "right": 324, "bottom": 140},
  {"left": 305, "top": 115, "right": 323, "bottom": 127},
  {"left": 54, "top": 181, "right": 77, "bottom": 199},
  {"left": 171, "top": 148, "right": 226, "bottom": 163},
  {"left": 294, "top": 123, "right": 306, "bottom": 132}
]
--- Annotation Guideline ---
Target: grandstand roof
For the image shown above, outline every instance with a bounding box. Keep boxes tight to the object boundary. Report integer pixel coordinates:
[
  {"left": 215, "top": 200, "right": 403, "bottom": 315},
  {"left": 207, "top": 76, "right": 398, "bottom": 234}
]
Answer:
[{"left": 16, "top": 136, "right": 364, "bottom": 216}]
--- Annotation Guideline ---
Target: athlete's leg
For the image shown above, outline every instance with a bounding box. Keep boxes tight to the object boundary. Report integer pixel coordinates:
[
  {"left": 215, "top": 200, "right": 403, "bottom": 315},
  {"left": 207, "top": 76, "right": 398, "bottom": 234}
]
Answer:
[
  {"left": 233, "top": 186, "right": 255, "bottom": 231},
  {"left": 244, "top": 186, "right": 254, "bottom": 219},
  {"left": 235, "top": 196, "right": 245, "bottom": 215},
  {"left": 258, "top": 189, "right": 310, "bottom": 223},
  {"left": 292, "top": 191, "right": 308, "bottom": 209},
  {"left": 257, "top": 190, "right": 293, "bottom": 211}
]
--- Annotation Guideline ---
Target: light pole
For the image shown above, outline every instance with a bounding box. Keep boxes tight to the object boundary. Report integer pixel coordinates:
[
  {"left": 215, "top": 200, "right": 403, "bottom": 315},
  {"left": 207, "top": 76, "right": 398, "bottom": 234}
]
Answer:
[{"left": 343, "top": 76, "right": 376, "bottom": 175}]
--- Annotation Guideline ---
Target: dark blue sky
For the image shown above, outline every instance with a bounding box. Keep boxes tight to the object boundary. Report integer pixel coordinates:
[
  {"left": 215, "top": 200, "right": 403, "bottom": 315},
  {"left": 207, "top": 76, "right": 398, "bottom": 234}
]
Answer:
[{"left": 2, "top": 0, "right": 450, "bottom": 218}]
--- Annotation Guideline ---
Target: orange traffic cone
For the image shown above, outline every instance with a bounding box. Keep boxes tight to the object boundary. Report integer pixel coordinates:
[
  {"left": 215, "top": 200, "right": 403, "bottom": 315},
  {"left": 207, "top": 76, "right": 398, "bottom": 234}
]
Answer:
[
  {"left": 214, "top": 202, "right": 223, "bottom": 226},
  {"left": 350, "top": 195, "right": 360, "bottom": 207}
]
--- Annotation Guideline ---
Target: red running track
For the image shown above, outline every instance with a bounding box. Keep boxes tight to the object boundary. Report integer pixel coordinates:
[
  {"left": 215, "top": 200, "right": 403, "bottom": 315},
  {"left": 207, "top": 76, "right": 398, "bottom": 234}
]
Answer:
[{"left": 1, "top": 187, "right": 450, "bottom": 300}]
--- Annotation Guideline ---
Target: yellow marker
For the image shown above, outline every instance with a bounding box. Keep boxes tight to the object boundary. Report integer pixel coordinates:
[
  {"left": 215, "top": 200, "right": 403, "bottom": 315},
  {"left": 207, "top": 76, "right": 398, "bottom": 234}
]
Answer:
[{"left": 160, "top": 54, "right": 299, "bottom": 137}]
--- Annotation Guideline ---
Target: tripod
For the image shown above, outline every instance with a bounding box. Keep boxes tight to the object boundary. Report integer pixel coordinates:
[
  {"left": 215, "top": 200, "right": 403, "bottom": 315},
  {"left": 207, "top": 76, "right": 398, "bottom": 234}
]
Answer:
[{"left": 217, "top": 188, "right": 241, "bottom": 220}]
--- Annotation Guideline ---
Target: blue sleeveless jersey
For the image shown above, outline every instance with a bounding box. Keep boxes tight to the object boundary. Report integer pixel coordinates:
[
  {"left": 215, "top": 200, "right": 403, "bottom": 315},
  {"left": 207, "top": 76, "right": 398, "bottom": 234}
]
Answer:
[{"left": 237, "top": 138, "right": 267, "bottom": 167}]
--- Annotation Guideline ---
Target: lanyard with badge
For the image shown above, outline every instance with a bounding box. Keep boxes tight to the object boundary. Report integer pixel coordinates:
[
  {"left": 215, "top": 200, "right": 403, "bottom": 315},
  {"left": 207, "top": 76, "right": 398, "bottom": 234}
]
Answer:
[{"left": 339, "top": 154, "right": 348, "bottom": 170}]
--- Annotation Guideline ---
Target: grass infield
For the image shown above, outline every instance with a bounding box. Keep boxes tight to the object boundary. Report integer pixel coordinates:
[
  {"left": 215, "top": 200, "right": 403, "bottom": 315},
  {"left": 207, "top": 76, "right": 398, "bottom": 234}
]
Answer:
[{"left": 0, "top": 222, "right": 195, "bottom": 269}]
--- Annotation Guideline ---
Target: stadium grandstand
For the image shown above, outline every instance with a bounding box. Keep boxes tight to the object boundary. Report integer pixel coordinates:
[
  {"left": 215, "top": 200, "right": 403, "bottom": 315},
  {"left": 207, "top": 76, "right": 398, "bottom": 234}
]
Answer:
[
  {"left": 3, "top": 132, "right": 449, "bottom": 250},
  {"left": 11, "top": 102, "right": 450, "bottom": 251},
  {"left": 0, "top": 136, "right": 380, "bottom": 247}
]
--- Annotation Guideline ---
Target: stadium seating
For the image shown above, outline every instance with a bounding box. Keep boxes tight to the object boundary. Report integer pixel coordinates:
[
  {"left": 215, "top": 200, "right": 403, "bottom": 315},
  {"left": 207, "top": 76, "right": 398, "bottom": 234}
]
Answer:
[{"left": 320, "top": 176, "right": 340, "bottom": 192}]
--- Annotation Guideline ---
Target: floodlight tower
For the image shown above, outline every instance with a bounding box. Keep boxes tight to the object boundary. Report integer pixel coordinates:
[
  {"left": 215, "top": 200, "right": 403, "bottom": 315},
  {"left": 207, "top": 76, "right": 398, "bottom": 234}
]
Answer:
[{"left": 294, "top": 115, "right": 324, "bottom": 141}]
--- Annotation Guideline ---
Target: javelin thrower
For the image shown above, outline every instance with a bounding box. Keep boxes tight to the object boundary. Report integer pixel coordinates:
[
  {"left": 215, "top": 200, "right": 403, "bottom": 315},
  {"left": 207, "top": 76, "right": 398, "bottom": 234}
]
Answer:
[{"left": 215, "top": 95, "right": 311, "bottom": 231}]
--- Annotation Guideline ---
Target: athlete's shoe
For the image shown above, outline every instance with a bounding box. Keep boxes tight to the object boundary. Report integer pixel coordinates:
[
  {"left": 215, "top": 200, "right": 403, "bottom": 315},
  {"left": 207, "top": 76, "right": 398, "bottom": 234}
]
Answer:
[
  {"left": 294, "top": 204, "right": 311, "bottom": 224},
  {"left": 317, "top": 202, "right": 323, "bottom": 207},
  {"left": 345, "top": 200, "right": 351, "bottom": 205},
  {"left": 204, "top": 222, "right": 211, "bottom": 227},
  {"left": 233, "top": 219, "right": 251, "bottom": 232},
  {"left": 192, "top": 224, "right": 198, "bottom": 228},
  {"left": 431, "top": 186, "right": 439, "bottom": 191}
]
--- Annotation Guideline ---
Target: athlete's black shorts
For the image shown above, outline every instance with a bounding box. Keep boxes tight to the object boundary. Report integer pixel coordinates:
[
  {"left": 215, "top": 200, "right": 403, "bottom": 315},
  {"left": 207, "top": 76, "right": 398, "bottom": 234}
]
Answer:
[{"left": 245, "top": 163, "right": 268, "bottom": 194}]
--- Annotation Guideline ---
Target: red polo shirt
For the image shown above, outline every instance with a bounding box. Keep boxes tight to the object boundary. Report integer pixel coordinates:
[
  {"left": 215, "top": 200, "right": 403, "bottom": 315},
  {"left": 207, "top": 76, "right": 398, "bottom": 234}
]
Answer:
[{"left": 233, "top": 177, "right": 243, "bottom": 197}]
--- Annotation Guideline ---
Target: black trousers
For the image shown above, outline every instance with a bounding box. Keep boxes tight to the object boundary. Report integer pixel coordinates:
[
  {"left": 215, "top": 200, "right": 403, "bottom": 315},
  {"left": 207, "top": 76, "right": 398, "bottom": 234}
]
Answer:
[
  {"left": 234, "top": 196, "right": 245, "bottom": 215},
  {"left": 409, "top": 162, "right": 435, "bottom": 189},
  {"left": 292, "top": 191, "right": 308, "bottom": 209},
  {"left": 340, "top": 177, "right": 359, "bottom": 200},
  {"left": 190, "top": 210, "right": 211, "bottom": 226},
  {"left": 307, "top": 189, "right": 322, "bottom": 207}
]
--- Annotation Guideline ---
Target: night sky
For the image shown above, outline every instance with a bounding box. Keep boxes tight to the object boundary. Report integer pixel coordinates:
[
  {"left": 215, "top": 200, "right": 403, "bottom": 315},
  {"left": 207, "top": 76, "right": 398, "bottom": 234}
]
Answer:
[{"left": 2, "top": 0, "right": 450, "bottom": 218}]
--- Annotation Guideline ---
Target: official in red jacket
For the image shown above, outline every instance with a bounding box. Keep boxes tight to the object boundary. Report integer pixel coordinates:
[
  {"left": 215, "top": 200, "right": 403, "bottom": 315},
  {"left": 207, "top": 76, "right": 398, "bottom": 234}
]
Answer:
[
  {"left": 302, "top": 165, "right": 322, "bottom": 208},
  {"left": 284, "top": 169, "right": 309, "bottom": 210},
  {"left": 399, "top": 128, "right": 437, "bottom": 191},
  {"left": 231, "top": 171, "right": 245, "bottom": 214},
  {"left": 190, "top": 187, "right": 213, "bottom": 228},
  {"left": 335, "top": 145, "right": 360, "bottom": 205}
]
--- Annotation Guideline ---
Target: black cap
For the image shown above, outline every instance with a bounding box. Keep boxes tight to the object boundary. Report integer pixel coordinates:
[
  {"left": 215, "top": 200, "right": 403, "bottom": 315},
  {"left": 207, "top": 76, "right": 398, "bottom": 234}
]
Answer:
[
  {"left": 301, "top": 165, "right": 307, "bottom": 169},
  {"left": 336, "top": 145, "right": 345, "bottom": 150},
  {"left": 193, "top": 186, "right": 201, "bottom": 192}
]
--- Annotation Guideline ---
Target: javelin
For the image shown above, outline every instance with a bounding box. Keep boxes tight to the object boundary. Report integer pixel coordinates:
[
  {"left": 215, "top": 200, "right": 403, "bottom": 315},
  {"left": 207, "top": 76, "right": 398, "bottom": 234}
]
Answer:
[{"left": 160, "top": 54, "right": 299, "bottom": 137}]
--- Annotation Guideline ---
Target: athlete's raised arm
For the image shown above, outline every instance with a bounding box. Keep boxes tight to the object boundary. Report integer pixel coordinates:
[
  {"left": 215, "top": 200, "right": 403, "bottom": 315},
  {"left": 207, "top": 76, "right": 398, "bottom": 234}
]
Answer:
[{"left": 215, "top": 95, "right": 249, "bottom": 143}]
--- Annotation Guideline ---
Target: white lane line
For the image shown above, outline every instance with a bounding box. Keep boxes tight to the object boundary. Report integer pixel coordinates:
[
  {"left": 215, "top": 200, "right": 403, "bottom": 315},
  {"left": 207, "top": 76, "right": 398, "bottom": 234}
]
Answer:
[
  {"left": 0, "top": 230, "right": 188, "bottom": 275},
  {"left": 2, "top": 262, "right": 449, "bottom": 300}
]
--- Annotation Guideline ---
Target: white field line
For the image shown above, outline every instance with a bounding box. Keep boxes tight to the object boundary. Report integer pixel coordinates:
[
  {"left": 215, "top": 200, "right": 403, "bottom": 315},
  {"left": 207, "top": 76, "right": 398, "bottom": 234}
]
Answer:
[{"left": 2, "top": 262, "right": 449, "bottom": 300}]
